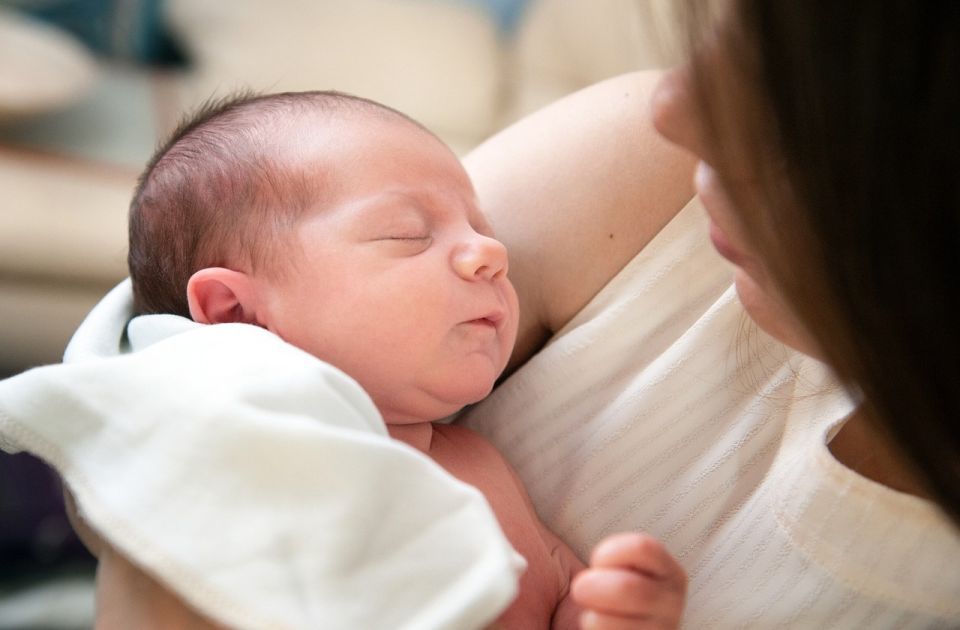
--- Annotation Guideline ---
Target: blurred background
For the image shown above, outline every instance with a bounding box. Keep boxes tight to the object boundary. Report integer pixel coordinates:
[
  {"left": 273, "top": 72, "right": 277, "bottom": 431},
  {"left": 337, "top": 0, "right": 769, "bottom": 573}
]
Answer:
[{"left": 0, "top": 0, "right": 677, "bottom": 626}]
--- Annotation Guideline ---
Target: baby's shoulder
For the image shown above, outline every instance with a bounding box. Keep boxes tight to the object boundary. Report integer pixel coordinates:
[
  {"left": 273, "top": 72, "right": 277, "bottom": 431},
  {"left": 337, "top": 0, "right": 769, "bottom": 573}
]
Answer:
[
  {"left": 429, "top": 423, "right": 519, "bottom": 480},
  {"left": 432, "top": 422, "right": 504, "bottom": 457}
]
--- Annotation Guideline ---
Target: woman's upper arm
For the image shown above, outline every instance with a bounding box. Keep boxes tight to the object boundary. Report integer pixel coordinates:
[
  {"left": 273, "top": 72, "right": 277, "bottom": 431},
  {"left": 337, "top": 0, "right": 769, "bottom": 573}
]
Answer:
[{"left": 464, "top": 70, "right": 695, "bottom": 369}]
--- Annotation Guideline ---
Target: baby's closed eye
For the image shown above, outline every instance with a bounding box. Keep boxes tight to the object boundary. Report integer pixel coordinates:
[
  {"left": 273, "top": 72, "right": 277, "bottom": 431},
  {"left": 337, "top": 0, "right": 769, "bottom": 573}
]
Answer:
[
  {"left": 373, "top": 233, "right": 433, "bottom": 255},
  {"left": 374, "top": 212, "right": 431, "bottom": 242},
  {"left": 381, "top": 233, "right": 431, "bottom": 241}
]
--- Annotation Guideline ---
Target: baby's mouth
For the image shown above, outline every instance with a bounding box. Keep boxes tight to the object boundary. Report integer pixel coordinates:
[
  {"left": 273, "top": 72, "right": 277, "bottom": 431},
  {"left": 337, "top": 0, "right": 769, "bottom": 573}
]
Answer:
[{"left": 465, "top": 311, "right": 503, "bottom": 329}]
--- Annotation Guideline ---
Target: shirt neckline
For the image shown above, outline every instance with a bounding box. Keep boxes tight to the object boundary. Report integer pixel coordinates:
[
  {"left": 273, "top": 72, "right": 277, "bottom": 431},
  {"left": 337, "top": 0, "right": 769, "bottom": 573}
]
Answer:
[{"left": 773, "top": 404, "right": 960, "bottom": 618}]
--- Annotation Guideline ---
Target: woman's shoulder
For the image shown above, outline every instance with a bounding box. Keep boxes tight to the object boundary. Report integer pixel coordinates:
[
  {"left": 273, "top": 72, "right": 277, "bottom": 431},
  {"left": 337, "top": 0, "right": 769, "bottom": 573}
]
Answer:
[{"left": 465, "top": 72, "right": 697, "bottom": 371}]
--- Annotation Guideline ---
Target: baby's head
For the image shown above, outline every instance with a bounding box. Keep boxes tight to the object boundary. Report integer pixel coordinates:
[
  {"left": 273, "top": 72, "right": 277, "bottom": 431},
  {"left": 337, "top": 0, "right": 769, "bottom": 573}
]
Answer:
[{"left": 129, "top": 91, "right": 519, "bottom": 423}]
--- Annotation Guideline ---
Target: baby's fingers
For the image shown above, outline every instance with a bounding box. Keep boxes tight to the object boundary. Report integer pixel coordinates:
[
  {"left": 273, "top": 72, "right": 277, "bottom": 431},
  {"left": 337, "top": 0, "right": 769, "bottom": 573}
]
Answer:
[
  {"left": 571, "top": 567, "right": 683, "bottom": 622},
  {"left": 591, "top": 532, "right": 686, "bottom": 592},
  {"left": 572, "top": 533, "right": 687, "bottom": 628},
  {"left": 579, "top": 609, "right": 669, "bottom": 630}
]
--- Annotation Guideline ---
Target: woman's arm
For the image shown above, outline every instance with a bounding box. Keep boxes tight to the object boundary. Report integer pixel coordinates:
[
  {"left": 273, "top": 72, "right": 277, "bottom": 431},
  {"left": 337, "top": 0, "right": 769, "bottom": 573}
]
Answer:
[{"left": 464, "top": 70, "right": 695, "bottom": 371}]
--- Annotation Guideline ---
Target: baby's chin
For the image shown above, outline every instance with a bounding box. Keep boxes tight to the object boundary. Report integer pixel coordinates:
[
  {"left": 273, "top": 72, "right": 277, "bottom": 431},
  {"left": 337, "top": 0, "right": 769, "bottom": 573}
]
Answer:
[
  {"left": 432, "top": 380, "right": 498, "bottom": 419},
  {"left": 383, "top": 376, "right": 499, "bottom": 424},
  {"left": 456, "top": 369, "right": 501, "bottom": 402}
]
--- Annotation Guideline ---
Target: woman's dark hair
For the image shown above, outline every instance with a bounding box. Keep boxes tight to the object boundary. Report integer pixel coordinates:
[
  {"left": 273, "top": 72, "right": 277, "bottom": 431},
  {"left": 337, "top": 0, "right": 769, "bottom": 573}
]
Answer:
[{"left": 685, "top": 2, "right": 959, "bottom": 521}]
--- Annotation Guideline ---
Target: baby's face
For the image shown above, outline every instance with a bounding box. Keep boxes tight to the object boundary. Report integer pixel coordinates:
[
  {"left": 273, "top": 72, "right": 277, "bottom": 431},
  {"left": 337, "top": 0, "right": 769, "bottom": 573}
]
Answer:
[{"left": 256, "top": 115, "right": 519, "bottom": 424}]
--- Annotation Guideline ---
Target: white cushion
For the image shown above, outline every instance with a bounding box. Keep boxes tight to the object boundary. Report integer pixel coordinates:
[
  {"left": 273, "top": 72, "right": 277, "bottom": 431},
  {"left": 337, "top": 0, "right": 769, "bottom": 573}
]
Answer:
[
  {"left": 165, "top": 0, "right": 502, "bottom": 152},
  {"left": 504, "top": 0, "right": 681, "bottom": 122},
  {"left": 0, "top": 150, "right": 131, "bottom": 281},
  {"left": 0, "top": 9, "right": 97, "bottom": 119}
]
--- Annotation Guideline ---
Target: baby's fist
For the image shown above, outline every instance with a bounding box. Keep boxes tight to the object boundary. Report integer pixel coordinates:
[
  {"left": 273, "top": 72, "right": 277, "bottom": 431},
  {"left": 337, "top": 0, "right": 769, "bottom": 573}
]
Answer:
[{"left": 570, "top": 532, "right": 686, "bottom": 630}]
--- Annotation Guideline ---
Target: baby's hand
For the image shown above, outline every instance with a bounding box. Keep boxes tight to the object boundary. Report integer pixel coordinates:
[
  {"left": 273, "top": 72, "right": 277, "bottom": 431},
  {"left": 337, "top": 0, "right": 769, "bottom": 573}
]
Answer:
[{"left": 570, "top": 532, "right": 687, "bottom": 630}]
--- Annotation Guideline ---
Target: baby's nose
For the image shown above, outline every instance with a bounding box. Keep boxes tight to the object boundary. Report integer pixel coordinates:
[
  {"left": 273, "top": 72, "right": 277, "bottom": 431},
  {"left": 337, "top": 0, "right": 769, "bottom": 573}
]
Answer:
[{"left": 452, "top": 234, "right": 508, "bottom": 281}]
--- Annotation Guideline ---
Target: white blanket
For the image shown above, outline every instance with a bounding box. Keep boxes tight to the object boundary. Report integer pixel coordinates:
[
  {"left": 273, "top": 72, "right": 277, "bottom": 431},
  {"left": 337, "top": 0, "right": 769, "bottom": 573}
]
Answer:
[{"left": 0, "top": 280, "right": 524, "bottom": 630}]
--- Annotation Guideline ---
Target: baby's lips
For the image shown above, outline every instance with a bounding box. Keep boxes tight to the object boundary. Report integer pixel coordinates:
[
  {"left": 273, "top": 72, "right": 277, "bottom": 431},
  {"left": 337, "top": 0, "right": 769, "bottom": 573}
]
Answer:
[
  {"left": 480, "top": 310, "right": 504, "bottom": 324},
  {"left": 462, "top": 310, "right": 503, "bottom": 329}
]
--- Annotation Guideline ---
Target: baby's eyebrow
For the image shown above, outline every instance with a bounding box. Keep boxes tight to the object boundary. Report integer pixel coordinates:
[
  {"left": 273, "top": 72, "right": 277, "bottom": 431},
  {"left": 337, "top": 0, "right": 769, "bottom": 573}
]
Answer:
[
  {"left": 349, "top": 189, "right": 483, "bottom": 231},
  {"left": 347, "top": 191, "right": 430, "bottom": 224}
]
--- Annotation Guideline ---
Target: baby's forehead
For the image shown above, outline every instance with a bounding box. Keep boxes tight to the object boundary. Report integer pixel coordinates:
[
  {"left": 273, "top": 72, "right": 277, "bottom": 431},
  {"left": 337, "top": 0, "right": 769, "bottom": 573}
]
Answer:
[
  {"left": 270, "top": 108, "right": 437, "bottom": 173},
  {"left": 282, "top": 103, "right": 427, "bottom": 143},
  {"left": 230, "top": 108, "right": 395, "bottom": 198},
  {"left": 283, "top": 112, "right": 464, "bottom": 183}
]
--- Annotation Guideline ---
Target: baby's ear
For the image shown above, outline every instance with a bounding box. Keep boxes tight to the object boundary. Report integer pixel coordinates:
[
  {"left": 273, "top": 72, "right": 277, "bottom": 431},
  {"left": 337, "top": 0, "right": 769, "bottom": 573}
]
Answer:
[{"left": 186, "top": 268, "right": 261, "bottom": 325}]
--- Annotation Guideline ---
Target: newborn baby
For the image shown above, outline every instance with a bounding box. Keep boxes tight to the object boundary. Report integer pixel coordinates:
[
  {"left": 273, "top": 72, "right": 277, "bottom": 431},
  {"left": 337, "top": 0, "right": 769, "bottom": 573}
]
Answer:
[{"left": 127, "top": 90, "right": 684, "bottom": 628}]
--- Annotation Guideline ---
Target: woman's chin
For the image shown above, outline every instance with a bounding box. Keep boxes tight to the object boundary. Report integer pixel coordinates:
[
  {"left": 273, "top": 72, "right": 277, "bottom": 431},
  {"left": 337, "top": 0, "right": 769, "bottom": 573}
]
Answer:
[{"left": 734, "top": 269, "right": 820, "bottom": 358}]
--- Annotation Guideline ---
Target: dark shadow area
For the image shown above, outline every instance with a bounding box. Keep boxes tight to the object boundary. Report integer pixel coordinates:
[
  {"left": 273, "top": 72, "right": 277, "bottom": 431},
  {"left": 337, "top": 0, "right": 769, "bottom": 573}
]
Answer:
[{"left": 0, "top": 452, "right": 96, "bottom": 589}]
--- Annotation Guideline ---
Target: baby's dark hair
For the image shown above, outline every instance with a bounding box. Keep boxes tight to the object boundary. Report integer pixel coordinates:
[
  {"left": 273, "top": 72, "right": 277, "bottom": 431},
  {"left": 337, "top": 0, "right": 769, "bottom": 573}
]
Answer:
[{"left": 128, "top": 90, "right": 429, "bottom": 317}]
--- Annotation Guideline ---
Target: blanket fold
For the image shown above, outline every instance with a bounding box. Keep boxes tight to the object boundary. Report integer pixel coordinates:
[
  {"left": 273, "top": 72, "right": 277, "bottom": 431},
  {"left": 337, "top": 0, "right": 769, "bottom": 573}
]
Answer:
[{"left": 0, "top": 279, "right": 523, "bottom": 630}]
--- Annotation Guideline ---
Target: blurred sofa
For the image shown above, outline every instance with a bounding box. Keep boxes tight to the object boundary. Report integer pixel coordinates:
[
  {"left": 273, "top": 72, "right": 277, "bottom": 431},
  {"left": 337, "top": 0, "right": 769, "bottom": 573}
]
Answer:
[{"left": 0, "top": 0, "right": 678, "bottom": 373}]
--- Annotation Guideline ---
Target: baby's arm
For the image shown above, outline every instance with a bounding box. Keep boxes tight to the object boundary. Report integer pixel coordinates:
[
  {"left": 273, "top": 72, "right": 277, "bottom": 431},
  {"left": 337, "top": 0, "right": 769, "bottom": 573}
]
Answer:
[
  {"left": 448, "top": 425, "right": 680, "bottom": 629},
  {"left": 65, "top": 488, "right": 224, "bottom": 629},
  {"left": 571, "top": 532, "right": 687, "bottom": 630},
  {"left": 541, "top": 525, "right": 586, "bottom": 630},
  {"left": 95, "top": 545, "right": 225, "bottom": 630}
]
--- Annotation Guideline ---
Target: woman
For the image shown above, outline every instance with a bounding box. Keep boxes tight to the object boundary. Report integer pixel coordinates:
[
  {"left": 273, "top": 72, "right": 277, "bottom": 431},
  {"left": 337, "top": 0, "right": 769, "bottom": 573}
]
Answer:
[
  {"left": 36, "top": 3, "right": 960, "bottom": 628},
  {"left": 461, "top": 1, "right": 959, "bottom": 627},
  {"left": 662, "top": 2, "right": 960, "bottom": 519}
]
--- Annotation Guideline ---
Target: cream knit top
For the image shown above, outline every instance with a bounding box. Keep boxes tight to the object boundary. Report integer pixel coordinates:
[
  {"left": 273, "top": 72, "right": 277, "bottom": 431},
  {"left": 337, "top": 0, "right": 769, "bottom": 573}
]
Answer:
[{"left": 459, "top": 199, "right": 960, "bottom": 628}]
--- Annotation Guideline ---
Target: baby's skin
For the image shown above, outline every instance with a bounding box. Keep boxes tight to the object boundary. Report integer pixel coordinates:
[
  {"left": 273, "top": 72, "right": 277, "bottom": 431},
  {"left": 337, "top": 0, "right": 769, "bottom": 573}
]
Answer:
[
  {"left": 182, "top": 97, "right": 687, "bottom": 629},
  {"left": 390, "top": 421, "right": 583, "bottom": 627}
]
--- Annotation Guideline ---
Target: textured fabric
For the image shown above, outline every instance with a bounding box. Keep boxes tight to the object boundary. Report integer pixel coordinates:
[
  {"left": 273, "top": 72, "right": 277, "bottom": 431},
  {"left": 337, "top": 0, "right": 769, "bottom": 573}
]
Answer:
[
  {"left": 459, "top": 199, "right": 960, "bottom": 628},
  {"left": 0, "top": 281, "right": 524, "bottom": 630}
]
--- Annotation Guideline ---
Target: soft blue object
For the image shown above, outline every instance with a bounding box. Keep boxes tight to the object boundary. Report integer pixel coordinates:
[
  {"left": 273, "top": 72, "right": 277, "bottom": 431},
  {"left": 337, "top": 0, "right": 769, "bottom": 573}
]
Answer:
[
  {"left": 455, "top": 0, "right": 532, "bottom": 34},
  {"left": 7, "top": 0, "right": 184, "bottom": 65}
]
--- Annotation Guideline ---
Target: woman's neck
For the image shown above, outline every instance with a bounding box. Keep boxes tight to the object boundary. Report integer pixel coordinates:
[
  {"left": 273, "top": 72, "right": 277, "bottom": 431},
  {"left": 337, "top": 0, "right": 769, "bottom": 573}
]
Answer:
[
  {"left": 828, "top": 409, "right": 932, "bottom": 500},
  {"left": 386, "top": 421, "right": 435, "bottom": 453}
]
